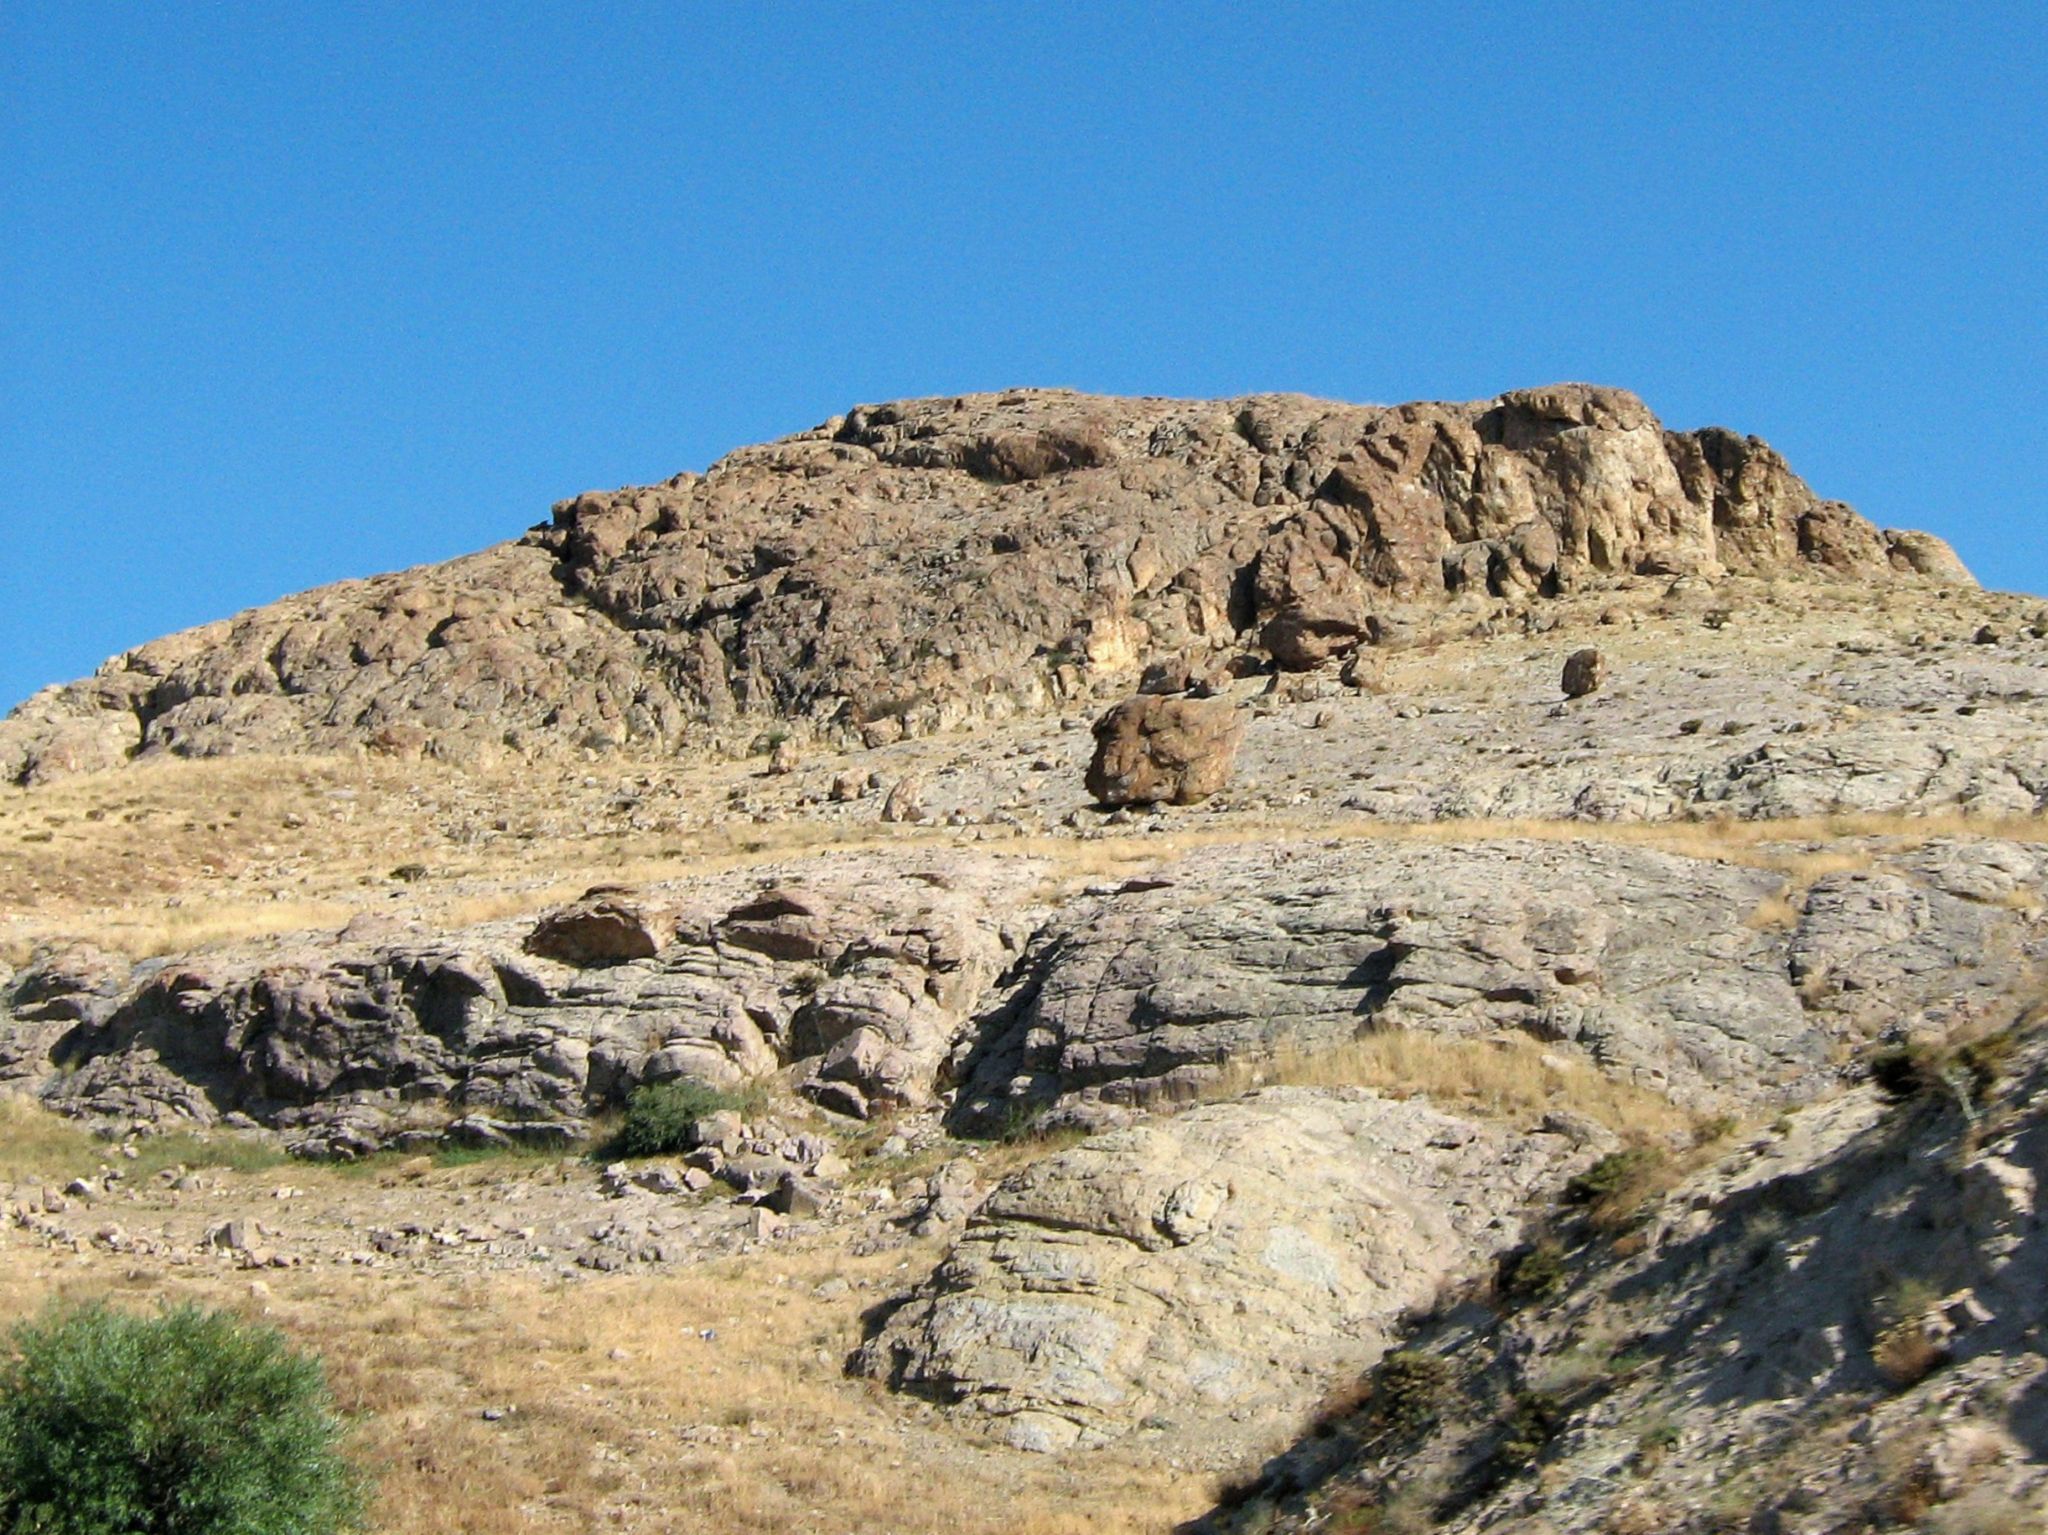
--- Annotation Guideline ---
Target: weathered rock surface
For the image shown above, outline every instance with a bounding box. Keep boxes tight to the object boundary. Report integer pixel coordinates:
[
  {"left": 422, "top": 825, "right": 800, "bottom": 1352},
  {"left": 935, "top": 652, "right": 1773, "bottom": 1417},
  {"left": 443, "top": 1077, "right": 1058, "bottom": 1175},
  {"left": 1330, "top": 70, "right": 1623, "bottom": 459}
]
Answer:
[
  {"left": 524, "top": 887, "right": 674, "bottom": 966},
  {"left": 855, "top": 1088, "right": 1577, "bottom": 1450},
  {"left": 4, "top": 859, "right": 1032, "bottom": 1156},
  {"left": 953, "top": 838, "right": 2041, "bottom": 1130},
  {"left": 1, "top": 385, "right": 2041, "bottom": 1530},
  {"left": 1197, "top": 1027, "right": 2048, "bottom": 1535},
  {"left": 1085, "top": 694, "right": 1245, "bottom": 806},
  {"left": 7, "top": 829, "right": 2038, "bottom": 1165},
  {"left": 0, "top": 385, "right": 1971, "bottom": 785},
  {"left": 1560, "top": 645, "right": 1606, "bottom": 697}
]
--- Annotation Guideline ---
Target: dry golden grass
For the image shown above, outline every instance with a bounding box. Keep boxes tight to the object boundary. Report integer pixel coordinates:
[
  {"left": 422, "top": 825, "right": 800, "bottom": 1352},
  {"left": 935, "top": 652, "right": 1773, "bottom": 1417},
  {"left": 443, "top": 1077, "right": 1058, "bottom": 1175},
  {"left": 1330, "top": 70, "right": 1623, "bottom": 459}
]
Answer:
[
  {"left": 1205, "top": 1030, "right": 1697, "bottom": 1139},
  {"left": 0, "top": 1093, "right": 105, "bottom": 1181},
  {"left": 8, "top": 741, "right": 2045, "bottom": 967},
  {"left": 0, "top": 1238, "right": 1207, "bottom": 1535},
  {"left": 1743, "top": 885, "right": 1802, "bottom": 932},
  {"left": 0, "top": 1086, "right": 1209, "bottom": 1532},
  {"left": 20, "top": 899, "right": 363, "bottom": 964}
]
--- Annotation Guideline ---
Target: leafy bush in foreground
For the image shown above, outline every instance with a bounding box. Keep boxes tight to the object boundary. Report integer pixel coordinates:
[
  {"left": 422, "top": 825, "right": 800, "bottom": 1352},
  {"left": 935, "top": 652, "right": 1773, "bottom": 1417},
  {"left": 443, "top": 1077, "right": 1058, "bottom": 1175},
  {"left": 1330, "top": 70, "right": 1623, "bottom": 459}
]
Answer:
[{"left": 0, "top": 1301, "right": 364, "bottom": 1535}]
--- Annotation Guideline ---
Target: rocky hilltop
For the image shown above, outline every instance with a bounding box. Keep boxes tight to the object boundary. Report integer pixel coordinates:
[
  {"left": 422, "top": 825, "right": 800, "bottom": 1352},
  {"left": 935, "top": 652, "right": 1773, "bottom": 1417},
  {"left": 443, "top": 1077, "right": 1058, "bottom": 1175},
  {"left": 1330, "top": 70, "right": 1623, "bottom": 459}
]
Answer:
[
  {"left": 0, "top": 384, "right": 1972, "bottom": 785},
  {"left": 3, "top": 386, "right": 2043, "bottom": 1533}
]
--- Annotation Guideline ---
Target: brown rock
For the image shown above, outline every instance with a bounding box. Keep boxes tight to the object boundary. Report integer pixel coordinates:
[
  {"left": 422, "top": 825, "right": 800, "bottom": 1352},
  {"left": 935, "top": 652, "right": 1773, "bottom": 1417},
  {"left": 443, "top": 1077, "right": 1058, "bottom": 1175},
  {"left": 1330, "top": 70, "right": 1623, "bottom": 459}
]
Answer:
[
  {"left": 1562, "top": 647, "right": 1607, "bottom": 699},
  {"left": 1086, "top": 695, "right": 1245, "bottom": 806},
  {"left": 716, "top": 887, "right": 851, "bottom": 963},
  {"left": 0, "top": 384, "right": 1967, "bottom": 786},
  {"left": 1262, "top": 596, "right": 1372, "bottom": 671},
  {"left": 880, "top": 777, "right": 928, "bottom": 824},
  {"left": 1138, "top": 656, "right": 1194, "bottom": 695},
  {"left": 524, "top": 888, "right": 671, "bottom": 966},
  {"left": 1885, "top": 529, "right": 1974, "bottom": 581}
]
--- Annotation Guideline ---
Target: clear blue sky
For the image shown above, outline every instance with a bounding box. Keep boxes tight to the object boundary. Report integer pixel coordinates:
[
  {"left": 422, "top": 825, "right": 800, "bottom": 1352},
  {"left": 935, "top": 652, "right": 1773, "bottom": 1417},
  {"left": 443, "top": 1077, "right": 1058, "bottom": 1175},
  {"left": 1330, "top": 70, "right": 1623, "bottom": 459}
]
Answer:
[{"left": 4, "top": 4, "right": 2043, "bottom": 712}]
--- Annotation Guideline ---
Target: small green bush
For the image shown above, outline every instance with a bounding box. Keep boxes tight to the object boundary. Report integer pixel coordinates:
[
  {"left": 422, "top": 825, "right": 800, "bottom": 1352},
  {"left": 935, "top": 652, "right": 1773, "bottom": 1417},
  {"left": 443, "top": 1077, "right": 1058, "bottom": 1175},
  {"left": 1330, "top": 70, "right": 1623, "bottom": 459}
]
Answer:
[
  {"left": 603, "top": 1079, "right": 743, "bottom": 1159},
  {"left": 1564, "top": 1147, "right": 1663, "bottom": 1207},
  {"left": 0, "top": 1301, "right": 364, "bottom": 1535},
  {"left": 1953, "top": 1032, "right": 2016, "bottom": 1104},
  {"left": 1563, "top": 1145, "right": 1672, "bottom": 1233},
  {"left": 1496, "top": 1238, "right": 1567, "bottom": 1306},
  {"left": 1491, "top": 1389, "right": 1565, "bottom": 1473},
  {"left": 1869, "top": 1042, "right": 1935, "bottom": 1100},
  {"left": 1870, "top": 1032, "right": 2014, "bottom": 1110},
  {"left": 1369, "top": 1350, "right": 1453, "bottom": 1436}
]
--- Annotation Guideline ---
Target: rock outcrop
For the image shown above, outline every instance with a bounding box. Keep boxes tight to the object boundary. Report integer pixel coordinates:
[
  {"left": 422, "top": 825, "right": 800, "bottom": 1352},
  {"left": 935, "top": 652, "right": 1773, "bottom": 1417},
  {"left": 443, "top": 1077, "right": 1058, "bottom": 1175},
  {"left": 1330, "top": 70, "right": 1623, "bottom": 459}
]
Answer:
[
  {"left": 0, "top": 383, "right": 2037, "bottom": 1534},
  {"left": 4, "top": 859, "right": 1030, "bottom": 1156},
  {"left": 0, "top": 385, "right": 1971, "bottom": 785},
  {"left": 856, "top": 1088, "right": 1578, "bottom": 1451},
  {"left": 952, "top": 839, "right": 2042, "bottom": 1131},
  {"left": 1193, "top": 1028, "right": 2048, "bottom": 1535},
  {"left": 524, "top": 887, "right": 674, "bottom": 966}
]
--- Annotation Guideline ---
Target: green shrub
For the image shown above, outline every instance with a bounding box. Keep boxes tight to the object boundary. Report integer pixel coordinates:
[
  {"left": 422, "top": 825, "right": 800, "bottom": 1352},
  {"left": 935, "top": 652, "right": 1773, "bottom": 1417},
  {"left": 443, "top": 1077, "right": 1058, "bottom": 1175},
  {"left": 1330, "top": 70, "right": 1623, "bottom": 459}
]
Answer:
[
  {"left": 1563, "top": 1146, "right": 1672, "bottom": 1232},
  {"left": 1369, "top": 1350, "right": 1452, "bottom": 1436},
  {"left": 1954, "top": 1032, "right": 2016, "bottom": 1104},
  {"left": 602, "top": 1078, "right": 743, "bottom": 1159},
  {"left": 1491, "top": 1389, "right": 1565, "bottom": 1473},
  {"left": 1565, "top": 1146, "right": 1663, "bottom": 1207},
  {"left": 1869, "top": 1042, "right": 1935, "bottom": 1100},
  {"left": 1691, "top": 1114, "right": 1739, "bottom": 1147},
  {"left": 1634, "top": 1415, "right": 1681, "bottom": 1465},
  {"left": 0, "top": 1301, "right": 364, "bottom": 1535},
  {"left": 1870, "top": 1032, "right": 2014, "bottom": 1110},
  {"left": 1496, "top": 1238, "right": 1567, "bottom": 1306}
]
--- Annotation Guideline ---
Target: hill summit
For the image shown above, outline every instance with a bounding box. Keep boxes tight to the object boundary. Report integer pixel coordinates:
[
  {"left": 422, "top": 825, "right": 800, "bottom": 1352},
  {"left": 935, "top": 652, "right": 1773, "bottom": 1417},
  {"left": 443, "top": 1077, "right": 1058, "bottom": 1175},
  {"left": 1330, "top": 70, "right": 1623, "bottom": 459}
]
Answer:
[{"left": 2, "top": 384, "right": 1970, "bottom": 786}]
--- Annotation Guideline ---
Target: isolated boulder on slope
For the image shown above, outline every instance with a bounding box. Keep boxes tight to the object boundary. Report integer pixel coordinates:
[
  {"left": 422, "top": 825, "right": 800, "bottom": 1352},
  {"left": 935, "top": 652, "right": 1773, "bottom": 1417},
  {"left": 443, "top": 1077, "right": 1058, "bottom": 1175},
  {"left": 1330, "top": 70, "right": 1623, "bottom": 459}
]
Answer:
[{"left": 1085, "top": 694, "right": 1245, "bottom": 806}]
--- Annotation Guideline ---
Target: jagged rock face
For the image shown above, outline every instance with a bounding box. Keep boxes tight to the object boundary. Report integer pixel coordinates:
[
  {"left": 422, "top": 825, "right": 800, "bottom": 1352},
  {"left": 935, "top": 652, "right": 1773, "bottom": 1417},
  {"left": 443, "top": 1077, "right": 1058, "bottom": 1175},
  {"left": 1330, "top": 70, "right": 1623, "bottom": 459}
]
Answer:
[
  {"left": 854, "top": 1088, "right": 1578, "bottom": 1451},
  {"left": 1194, "top": 1037, "right": 2048, "bottom": 1535},
  {"left": 2, "top": 862, "right": 1029, "bottom": 1155},
  {"left": 0, "top": 385, "right": 1970, "bottom": 785},
  {"left": 9, "top": 836, "right": 2038, "bottom": 1158}
]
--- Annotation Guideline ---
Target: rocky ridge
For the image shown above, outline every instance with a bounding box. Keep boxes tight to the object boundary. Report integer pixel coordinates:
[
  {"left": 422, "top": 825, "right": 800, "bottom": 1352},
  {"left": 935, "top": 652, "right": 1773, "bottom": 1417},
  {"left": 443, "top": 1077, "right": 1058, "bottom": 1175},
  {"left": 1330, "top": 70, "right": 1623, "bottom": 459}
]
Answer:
[
  {"left": 1195, "top": 1025, "right": 2048, "bottom": 1534},
  {"left": 0, "top": 384, "right": 1972, "bottom": 786}
]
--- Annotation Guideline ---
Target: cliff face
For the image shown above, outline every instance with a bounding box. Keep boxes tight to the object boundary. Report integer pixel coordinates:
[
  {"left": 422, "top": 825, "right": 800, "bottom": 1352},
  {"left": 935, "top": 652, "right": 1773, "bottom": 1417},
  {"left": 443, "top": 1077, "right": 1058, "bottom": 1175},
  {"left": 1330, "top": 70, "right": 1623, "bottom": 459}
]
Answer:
[{"left": 0, "top": 384, "right": 1971, "bottom": 786}]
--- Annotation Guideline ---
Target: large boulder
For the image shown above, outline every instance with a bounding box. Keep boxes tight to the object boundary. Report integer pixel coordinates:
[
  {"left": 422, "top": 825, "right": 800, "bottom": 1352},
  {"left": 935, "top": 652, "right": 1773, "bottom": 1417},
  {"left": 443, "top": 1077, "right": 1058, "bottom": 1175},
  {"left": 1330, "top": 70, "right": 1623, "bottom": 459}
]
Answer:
[
  {"left": 1562, "top": 646, "right": 1607, "bottom": 697},
  {"left": 1085, "top": 695, "right": 1245, "bottom": 807}
]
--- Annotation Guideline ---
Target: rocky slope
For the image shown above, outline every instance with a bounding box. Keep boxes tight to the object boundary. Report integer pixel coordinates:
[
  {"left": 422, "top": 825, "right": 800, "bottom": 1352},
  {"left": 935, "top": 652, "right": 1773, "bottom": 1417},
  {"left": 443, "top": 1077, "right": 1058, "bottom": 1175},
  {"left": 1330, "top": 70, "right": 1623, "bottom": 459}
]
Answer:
[
  {"left": 1194, "top": 1022, "right": 2048, "bottom": 1534},
  {"left": 0, "top": 384, "right": 1973, "bottom": 786},
  {"left": 2, "top": 384, "right": 2042, "bottom": 1531}
]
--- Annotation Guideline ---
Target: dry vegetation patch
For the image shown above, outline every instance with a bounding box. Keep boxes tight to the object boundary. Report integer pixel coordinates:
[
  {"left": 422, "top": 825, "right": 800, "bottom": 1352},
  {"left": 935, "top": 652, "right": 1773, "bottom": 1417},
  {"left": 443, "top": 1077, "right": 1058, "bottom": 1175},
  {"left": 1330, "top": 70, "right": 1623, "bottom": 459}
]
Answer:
[
  {"left": 0, "top": 1212, "right": 1205, "bottom": 1534},
  {"left": 10, "top": 736, "right": 2046, "bottom": 967},
  {"left": 1207, "top": 1031, "right": 1697, "bottom": 1140}
]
